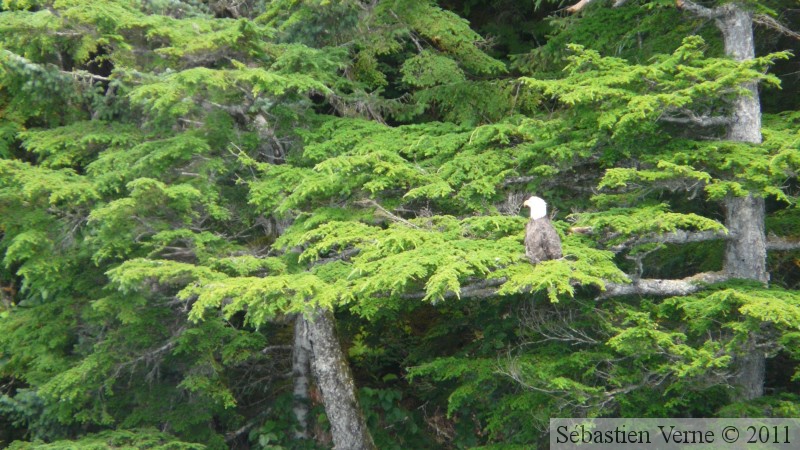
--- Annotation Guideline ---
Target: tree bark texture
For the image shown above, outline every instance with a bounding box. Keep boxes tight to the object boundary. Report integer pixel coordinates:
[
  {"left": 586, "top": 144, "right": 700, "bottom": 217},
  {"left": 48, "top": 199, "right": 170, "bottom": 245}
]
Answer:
[
  {"left": 307, "top": 307, "right": 376, "bottom": 450},
  {"left": 292, "top": 314, "right": 313, "bottom": 440},
  {"left": 734, "top": 335, "right": 767, "bottom": 401},
  {"left": 715, "top": 3, "right": 767, "bottom": 400},
  {"left": 717, "top": 5, "right": 762, "bottom": 143},
  {"left": 724, "top": 194, "right": 768, "bottom": 283}
]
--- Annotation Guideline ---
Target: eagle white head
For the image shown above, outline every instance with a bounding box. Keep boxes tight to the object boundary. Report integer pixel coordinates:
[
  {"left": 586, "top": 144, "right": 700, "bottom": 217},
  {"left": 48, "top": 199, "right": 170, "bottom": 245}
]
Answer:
[{"left": 523, "top": 196, "right": 547, "bottom": 220}]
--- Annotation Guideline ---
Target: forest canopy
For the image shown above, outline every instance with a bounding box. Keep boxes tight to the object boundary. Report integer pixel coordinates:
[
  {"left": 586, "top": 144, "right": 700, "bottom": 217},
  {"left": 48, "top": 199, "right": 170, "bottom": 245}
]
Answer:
[{"left": 1, "top": 0, "right": 800, "bottom": 449}]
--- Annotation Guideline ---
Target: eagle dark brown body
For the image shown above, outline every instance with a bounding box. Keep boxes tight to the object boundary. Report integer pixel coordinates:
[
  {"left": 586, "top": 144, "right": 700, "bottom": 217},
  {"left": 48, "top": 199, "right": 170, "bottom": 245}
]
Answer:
[{"left": 524, "top": 218, "right": 563, "bottom": 264}]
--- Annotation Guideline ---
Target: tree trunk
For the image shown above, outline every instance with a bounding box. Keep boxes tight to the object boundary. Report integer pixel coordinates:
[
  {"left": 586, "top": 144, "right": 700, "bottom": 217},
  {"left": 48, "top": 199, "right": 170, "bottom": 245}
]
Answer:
[
  {"left": 723, "top": 195, "right": 768, "bottom": 283},
  {"left": 733, "top": 336, "right": 767, "bottom": 400},
  {"left": 715, "top": 3, "right": 767, "bottom": 400},
  {"left": 292, "top": 314, "right": 313, "bottom": 440},
  {"left": 307, "top": 307, "right": 376, "bottom": 450},
  {"left": 717, "top": 5, "right": 761, "bottom": 142}
]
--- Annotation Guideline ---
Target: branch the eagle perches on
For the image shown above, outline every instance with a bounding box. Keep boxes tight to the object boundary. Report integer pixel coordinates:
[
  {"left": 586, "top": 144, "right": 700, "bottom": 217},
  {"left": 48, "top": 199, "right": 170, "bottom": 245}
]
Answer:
[{"left": 396, "top": 228, "right": 800, "bottom": 302}]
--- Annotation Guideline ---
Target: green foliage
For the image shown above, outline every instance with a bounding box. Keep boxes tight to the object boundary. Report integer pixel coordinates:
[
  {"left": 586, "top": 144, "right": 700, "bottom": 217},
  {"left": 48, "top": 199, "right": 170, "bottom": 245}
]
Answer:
[
  {"left": 359, "top": 387, "right": 427, "bottom": 449},
  {"left": 401, "top": 50, "right": 466, "bottom": 88},
  {"left": 6, "top": 428, "right": 206, "bottom": 450},
  {"left": 2, "top": 0, "right": 800, "bottom": 448},
  {"left": 574, "top": 203, "right": 726, "bottom": 245},
  {"left": 496, "top": 234, "right": 629, "bottom": 302}
]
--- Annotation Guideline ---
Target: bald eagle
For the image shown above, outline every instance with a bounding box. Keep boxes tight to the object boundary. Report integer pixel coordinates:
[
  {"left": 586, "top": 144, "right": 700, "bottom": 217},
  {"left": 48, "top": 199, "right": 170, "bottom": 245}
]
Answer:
[{"left": 523, "top": 196, "right": 562, "bottom": 264}]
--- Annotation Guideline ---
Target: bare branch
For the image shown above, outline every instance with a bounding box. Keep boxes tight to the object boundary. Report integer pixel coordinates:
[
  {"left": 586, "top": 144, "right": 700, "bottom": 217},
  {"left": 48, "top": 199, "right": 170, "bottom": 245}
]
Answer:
[
  {"left": 659, "top": 112, "right": 732, "bottom": 127},
  {"left": 766, "top": 235, "right": 800, "bottom": 251},
  {"left": 599, "top": 271, "right": 729, "bottom": 299},
  {"left": 609, "top": 229, "right": 728, "bottom": 252},
  {"left": 676, "top": 0, "right": 723, "bottom": 19},
  {"left": 261, "top": 344, "right": 293, "bottom": 354},
  {"left": 400, "top": 277, "right": 507, "bottom": 301},
  {"left": 521, "top": 304, "right": 603, "bottom": 346},
  {"left": 502, "top": 175, "right": 537, "bottom": 187},
  {"left": 753, "top": 14, "right": 800, "bottom": 40},
  {"left": 566, "top": 0, "right": 598, "bottom": 13},
  {"left": 61, "top": 70, "right": 111, "bottom": 82}
]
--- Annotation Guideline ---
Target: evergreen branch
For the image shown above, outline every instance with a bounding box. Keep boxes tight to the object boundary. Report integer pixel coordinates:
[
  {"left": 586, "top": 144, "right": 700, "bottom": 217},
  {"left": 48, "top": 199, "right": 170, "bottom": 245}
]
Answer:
[
  {"left": 598, "top": 271, "right": 729, "bottom": 299},
  {"left": 766, "top": 235, "right": 800, "bottom": 251}
]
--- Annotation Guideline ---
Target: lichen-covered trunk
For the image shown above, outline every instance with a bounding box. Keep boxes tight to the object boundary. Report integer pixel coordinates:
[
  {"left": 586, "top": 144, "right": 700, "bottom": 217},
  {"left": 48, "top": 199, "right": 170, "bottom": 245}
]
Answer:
[
  {"left": 307, "top": 307, "right": 376, "bottom": 450},
  {"left": 717, "top": 3, "right": 767, "bottom": 400},
  {"left": 292, "top": 314, "right": 312, "bottom": 440}
]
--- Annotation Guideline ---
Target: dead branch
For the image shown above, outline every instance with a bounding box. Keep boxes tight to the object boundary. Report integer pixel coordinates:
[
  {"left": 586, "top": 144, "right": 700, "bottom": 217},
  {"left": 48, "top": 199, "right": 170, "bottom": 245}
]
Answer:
[
  {"left": 753, "top": 14, "right": 800, "bottom": 40},
  {"left": 521, "top": 303, "right": 604, "bottom": 346}
]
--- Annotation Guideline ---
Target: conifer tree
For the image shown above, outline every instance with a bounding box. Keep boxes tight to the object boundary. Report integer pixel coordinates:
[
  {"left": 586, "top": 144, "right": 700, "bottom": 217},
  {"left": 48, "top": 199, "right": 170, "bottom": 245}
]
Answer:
[
  {"left": 1, "top": 0, "right": 799, "bottom": 448},
  {"left": 557, "top": 0, "right": 800, "bottom": 400}
]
